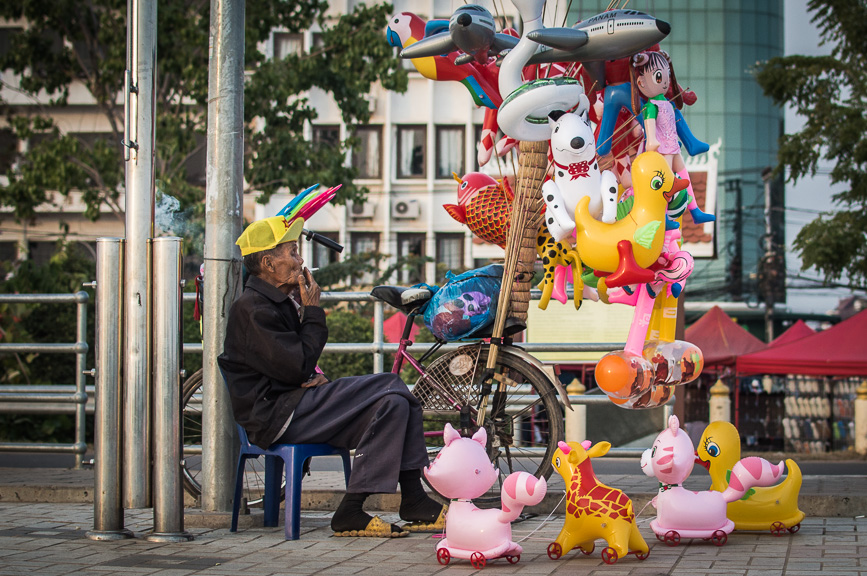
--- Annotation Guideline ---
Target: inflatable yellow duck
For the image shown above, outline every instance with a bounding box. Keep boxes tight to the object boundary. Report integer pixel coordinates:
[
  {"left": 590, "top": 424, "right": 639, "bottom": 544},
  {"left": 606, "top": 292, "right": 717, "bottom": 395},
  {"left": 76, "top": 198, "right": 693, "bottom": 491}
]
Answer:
[
  {"left": 573, "top": 151, "right": 689, "bottom": 288},
  {"left": 696, "top": 421, "right": 805, "bottom": 533}
]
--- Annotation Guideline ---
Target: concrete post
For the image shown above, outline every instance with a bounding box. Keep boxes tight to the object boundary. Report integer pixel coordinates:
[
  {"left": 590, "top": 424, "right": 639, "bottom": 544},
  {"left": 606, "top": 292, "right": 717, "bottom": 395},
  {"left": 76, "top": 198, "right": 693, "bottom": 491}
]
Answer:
[
  {"left": 564, "top": 378, "right": 586, "bottom": 443},
  {"left": 709, "top": 379, "right": 731, "bottom": 423},
  {"left": 855, "top": 381, "right": 867, "bottom": 455}
]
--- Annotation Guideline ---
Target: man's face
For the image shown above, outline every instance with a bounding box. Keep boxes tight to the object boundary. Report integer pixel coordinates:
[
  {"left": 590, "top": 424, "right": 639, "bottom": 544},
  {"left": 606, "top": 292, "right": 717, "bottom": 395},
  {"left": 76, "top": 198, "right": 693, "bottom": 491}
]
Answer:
[{"left": 267, "top": 240, "right": 303, "bottom": 289}]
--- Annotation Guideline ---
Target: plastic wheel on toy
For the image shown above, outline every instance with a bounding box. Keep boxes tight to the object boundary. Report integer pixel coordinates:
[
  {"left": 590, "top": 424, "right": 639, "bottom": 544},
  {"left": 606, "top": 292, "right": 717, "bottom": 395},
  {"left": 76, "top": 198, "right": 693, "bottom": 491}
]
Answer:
[
  {"left": 506, "top": 555, "right": 520, "bottom": 564},
  {"left": 711, "top": 530, "right": 727, "bottom": 546},
  {"left": 788, "top": 523, "right": 801, "bottom": 534},
  {"left": 546, "top": 542, "right": 562, "bottom": 560},
  {"left": 663, "top": 530, "right": 681, "bottom": 546},
  {"left": 601, "top": 547, "right": 618, "bottom": 565},
  {"left": 437, "top": 548, "right": 450, "bottom": 566},
  {"left": 470, "top": 552, "right": 487, "bottom": 569},
  {"left": 580, "top": 543, "right": 595, "bottom": 555},
  {"left": 770, "top": 521, "right": 787, "bottom": 536},
  {"left": 635, "top": 549, "right": 650, "bottom": 560}
]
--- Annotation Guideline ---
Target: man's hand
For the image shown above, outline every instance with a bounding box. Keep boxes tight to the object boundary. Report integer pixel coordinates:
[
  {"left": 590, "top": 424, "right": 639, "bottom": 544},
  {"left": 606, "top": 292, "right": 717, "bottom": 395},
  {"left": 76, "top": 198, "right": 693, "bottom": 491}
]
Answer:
[
  {"left": 301, "top": 374, "right": 329, "bottom": 388},
  {"left": 297, "top": 267, "right": 321, "bottom": 307}
]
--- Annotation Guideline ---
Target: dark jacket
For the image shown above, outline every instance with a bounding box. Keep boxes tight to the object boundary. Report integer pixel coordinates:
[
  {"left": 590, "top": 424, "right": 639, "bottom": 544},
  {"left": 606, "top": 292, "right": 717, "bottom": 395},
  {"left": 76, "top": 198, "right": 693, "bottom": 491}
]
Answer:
[{"left": 217, "top": 275, "right": 328, "bottom": 449}]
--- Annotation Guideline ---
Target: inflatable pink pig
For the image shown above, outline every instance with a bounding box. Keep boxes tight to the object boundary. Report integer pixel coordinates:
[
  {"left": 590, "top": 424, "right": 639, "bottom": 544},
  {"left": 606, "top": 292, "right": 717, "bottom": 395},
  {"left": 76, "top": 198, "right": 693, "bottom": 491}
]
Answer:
[
  {"left": 424, "top": 423, "right": 547, "bottom": 569},
  {"left": 641, "top": 415, "right": 784, "bottom": 546}
]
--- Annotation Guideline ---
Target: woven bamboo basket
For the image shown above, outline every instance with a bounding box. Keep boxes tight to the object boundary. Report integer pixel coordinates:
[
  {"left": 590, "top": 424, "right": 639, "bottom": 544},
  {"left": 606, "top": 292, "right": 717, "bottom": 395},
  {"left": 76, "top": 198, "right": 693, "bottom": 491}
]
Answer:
[{"left": 503, "top": 140, "right": 549, "bottom": 324}]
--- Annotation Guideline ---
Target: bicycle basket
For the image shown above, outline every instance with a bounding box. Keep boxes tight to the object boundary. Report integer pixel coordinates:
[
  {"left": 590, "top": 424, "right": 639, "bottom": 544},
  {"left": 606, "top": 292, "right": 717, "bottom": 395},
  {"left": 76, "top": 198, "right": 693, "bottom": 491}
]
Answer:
[{"left": 423, "top": 264, "right": 503, "bottom": 342}]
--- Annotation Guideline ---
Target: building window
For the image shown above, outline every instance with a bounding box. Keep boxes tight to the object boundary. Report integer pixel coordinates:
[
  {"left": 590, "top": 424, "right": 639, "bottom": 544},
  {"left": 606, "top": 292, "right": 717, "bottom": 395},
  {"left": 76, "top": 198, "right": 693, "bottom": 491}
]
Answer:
[
  {"left": 311, "top": 32, "right": 325, "bottom": 50},
  {"left": 352, "top": 125, "right": 382, "bottom": 179},
  {"left": 396, "top": 125, "right": 426, "bottom": 179},
  {"left": 0, "top": 241, "right": 18, "bottom": 264},
  {"left": 436, "top": 233, "right": 464, "bottom": 277},
  {"left": 473, "top": 123, "right": 483, "bottom": 171},
  {"left": 0, "top": 128, "right": 17, "bottom": 173},
  {"left": 436, "top": 125, "right": 464, "bottom": 179},
  {"left": 397, "top": 233, "right": 425, "bottom": 285},
  {"left": 27, "top": 241, "right": 58, "bottom": 267},
  {"left": 312, "top": 125, "right": 340, "bottom": 150},
  {"left": 310, "top": 232, "right": 340, "bottom": 269},
  {"left": 273, "top": 32, "right": 303, "bottom": 59},
  {"left": 0, "top": 28, "right": 22, "bottom": 59},
  {"left": 351, "top": 232, "right": 381, "bottom": 285}
]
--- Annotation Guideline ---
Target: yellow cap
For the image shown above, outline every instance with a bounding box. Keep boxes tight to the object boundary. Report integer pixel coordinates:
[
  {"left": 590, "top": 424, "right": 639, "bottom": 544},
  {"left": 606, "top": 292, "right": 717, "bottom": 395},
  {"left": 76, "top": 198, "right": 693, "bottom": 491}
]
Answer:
[{"left": 236, "top": 217, "right": 304, "bottom": 256}]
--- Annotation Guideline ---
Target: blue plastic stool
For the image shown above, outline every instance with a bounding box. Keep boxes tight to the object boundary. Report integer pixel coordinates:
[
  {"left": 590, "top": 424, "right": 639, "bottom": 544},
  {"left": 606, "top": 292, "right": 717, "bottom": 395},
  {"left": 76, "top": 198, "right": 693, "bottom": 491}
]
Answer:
[{"left": 230, "top": 424, "right": 352, "bottom": 540}]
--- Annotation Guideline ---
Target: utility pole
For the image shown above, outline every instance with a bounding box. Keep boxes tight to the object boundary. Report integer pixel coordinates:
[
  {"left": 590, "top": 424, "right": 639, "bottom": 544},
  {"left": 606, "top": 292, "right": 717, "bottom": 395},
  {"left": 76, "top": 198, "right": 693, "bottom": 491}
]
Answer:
[
  {"left": 202, "top": 0, "right": 244, "bottom": 512},
  {"left": 725, "top": 178, "right": 743, "bottom": 300},
  {"left": 759, "top": 167, "right": 786, "bottom": 342},
  {"left": 122, "top": 0, "right": 157, "bottom": 509}
]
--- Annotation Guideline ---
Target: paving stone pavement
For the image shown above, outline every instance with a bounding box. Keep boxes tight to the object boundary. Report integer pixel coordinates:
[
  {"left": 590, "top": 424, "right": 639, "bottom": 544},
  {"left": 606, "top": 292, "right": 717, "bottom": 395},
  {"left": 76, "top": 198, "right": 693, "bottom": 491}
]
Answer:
[{"left": 0, "top": 502, "right": 865, "bottom": 575}]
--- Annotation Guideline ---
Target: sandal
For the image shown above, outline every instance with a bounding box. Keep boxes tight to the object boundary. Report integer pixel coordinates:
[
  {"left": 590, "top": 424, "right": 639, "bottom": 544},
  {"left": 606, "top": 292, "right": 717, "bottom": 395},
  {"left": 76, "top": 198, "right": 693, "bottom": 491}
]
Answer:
[
  {"left": 402, "top": 505, "right": 447, "bottom": 533},
  {"left": 333, "top": 516, "right": 408, "bottom": 538}
]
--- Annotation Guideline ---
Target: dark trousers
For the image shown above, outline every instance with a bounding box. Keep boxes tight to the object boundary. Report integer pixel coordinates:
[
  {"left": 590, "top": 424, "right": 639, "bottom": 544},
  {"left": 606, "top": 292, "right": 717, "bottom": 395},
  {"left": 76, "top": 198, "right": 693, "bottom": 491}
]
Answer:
[{"left": 278, "top": 372, "right": 429, "bottom": 494}]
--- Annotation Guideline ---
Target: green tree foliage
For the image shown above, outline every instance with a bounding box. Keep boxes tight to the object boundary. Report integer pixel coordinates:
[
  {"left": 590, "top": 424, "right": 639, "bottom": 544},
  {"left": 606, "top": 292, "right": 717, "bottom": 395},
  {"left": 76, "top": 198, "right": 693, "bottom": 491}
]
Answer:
[
  {"left": 0, "top": 0, "right": 407, "bottom": 235},
  {"left": 317, "top": 309, "right": 373, "bottom": 379},
  {"left": 754, "top": 0, "right": 867, "bottom": 288}
]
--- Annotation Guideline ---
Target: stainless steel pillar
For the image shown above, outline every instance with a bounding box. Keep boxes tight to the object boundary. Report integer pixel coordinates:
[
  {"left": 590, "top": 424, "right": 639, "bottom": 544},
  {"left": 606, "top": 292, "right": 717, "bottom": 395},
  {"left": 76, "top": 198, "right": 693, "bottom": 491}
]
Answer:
[
  {"left": 87, "top": 239, "right": 133, "bottom": 541},
  {"left": 147, "top": 238, "right": 193, "bottom": 542},
  {"left": 201, "top": 0, "right": 244, "bottom": 512},
  {"left": 123, "top": 0, "right": 157, "bottom": 509}
]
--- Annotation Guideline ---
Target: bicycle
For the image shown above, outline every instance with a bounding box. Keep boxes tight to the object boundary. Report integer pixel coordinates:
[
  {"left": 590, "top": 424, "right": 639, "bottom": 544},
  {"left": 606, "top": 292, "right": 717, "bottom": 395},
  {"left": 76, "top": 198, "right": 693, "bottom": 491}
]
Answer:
[
  {"left": 370, "top": 283, "right": 565, "bottom": 506},
  {"left": 181, "top": 270, "right": 567, "bottom": 508}
]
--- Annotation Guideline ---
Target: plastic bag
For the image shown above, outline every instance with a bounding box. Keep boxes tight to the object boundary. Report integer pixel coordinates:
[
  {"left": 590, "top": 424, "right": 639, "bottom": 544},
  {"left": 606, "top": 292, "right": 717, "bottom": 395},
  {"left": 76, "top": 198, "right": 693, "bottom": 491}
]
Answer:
[{"left": 422, "top": 264, "right": 503, "bottom": 341}]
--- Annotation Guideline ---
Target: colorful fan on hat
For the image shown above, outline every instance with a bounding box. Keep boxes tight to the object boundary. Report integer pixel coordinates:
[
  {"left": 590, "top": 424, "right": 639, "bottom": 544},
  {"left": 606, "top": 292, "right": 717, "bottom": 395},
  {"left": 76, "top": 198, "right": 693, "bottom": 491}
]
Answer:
[{"left": 276, "top": 183, "right": 342, "bottom": 223}]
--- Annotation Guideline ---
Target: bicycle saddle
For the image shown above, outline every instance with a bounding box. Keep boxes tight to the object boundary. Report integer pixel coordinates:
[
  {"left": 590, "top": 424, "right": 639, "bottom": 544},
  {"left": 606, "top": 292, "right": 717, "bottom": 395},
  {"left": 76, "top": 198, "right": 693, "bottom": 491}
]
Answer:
[{"left": 370, "top": 285, "right": 432, "bottom": 315}]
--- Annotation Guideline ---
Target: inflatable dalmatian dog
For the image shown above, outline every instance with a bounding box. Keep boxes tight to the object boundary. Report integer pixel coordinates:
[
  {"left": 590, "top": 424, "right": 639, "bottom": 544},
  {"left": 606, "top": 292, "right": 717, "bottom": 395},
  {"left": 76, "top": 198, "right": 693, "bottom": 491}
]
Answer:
[{"left": 542, "top": 97, "right": 619, "bottom": 242}]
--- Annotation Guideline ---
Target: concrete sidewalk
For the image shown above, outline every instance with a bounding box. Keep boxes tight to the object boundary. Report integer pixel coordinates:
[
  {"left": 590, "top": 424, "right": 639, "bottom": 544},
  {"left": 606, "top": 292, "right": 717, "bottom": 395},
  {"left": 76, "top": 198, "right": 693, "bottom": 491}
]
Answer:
[
  {"left": 1, "top": 463, "right": 866, "bottom": 575},
  {"left": 1, "top": 463, "right": 866, "bottom": 521},
  {"left": 0, "top": 502, "right": 864, "bottom": 575}
]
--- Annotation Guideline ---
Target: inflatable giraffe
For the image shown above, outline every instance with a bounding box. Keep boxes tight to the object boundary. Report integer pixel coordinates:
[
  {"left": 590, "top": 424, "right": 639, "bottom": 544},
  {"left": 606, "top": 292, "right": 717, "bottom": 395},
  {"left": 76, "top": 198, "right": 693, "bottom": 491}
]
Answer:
[{"left": 548, "top": 440, "right": 649, "bottom": 565}]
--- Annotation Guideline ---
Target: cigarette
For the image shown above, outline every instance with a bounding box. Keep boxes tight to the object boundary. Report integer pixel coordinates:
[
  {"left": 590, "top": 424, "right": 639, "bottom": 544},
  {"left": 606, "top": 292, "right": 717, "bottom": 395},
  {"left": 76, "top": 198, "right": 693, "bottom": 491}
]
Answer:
[{"left": 308, "top": 268, "right": 319, "bottom": 272}]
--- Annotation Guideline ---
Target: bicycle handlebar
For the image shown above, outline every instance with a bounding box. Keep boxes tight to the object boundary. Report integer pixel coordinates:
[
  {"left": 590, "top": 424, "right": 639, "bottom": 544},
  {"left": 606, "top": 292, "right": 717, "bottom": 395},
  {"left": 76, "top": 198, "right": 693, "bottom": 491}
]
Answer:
[{"left": 302, "top": 229, "right": 344, "bottom": 253}]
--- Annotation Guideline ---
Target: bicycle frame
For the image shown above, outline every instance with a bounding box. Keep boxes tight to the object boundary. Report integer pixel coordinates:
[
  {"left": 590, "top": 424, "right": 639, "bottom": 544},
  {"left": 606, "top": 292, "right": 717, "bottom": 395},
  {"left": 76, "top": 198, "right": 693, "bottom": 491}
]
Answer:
[{"left": 390, "top": 311, "right": 498, "bottom": 433}]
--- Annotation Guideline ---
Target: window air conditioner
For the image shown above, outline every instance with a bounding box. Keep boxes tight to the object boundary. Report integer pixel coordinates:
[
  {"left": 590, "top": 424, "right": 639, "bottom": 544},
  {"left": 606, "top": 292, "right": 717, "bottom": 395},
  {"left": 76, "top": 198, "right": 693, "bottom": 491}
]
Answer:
[
  {"left": 349, "top": 201, "right": 375, "bottom": 219},
  {"left": 392, "top": 199, "right": 420, "bottom": 219}
]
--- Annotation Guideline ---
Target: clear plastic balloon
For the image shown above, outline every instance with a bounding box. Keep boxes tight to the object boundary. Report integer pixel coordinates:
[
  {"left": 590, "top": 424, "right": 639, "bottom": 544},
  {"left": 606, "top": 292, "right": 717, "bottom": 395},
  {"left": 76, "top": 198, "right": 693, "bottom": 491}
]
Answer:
[
  {"left": 595, "top": 350, "right": 653, "bottom": 400},
  {"left": 642, "top": 339, "right": 704, "bottom": 386}
]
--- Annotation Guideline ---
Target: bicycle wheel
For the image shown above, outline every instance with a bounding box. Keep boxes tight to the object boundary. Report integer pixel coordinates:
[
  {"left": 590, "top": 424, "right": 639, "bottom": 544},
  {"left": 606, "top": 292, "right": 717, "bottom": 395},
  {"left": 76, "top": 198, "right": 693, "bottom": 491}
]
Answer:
[
  {"left": 412, "top": 344, "right": 564, "bottom": 506},
  {"left": 181, "top": 369, "right": 204, "bottom": 500},
  {"left": 181, "top": 370, "right": 281, "bottom": 507}
]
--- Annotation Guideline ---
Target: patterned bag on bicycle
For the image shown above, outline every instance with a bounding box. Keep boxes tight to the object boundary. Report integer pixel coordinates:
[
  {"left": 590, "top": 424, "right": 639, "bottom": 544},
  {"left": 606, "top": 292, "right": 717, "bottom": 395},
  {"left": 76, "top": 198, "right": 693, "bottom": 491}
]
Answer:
[{"left": 420, "top": 264, "right": 503, "bottom": 342}]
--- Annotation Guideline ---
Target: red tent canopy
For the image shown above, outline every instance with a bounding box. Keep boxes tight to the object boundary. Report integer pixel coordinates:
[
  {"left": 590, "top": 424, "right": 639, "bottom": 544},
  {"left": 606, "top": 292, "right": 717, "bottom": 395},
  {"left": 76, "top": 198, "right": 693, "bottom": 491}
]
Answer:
[
  {"left": 768, "top": 319, "right": 814, "bottom": 348},
  {"left": 684, "top": 306, "right": 767, "bottom": 367},
  {"left": 736, "top": 310, "right": 867, "bottom": 376},
  {"left": 381, "top": 311, "right": 420, "bottom": 343}
]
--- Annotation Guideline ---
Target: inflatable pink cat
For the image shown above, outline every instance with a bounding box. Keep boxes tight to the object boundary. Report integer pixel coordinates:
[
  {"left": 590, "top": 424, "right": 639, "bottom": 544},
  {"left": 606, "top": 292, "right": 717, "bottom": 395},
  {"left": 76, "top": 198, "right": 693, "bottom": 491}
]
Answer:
[
  {"left": 641, "top": 415, "right": 784, "bottom": 546},
  {"left": 424, "top": 423, "right": 547, "bottom": 569}
]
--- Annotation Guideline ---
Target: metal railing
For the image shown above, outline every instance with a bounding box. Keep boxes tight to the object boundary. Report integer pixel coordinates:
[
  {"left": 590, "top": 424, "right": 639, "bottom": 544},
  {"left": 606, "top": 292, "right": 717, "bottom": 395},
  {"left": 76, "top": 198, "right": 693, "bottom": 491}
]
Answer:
[
  {"left": 1, "top": 289, "right": 664, "bottom": 465},
  {"left": 0, "top": 292, "right": 90, "bottom": 468}
]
